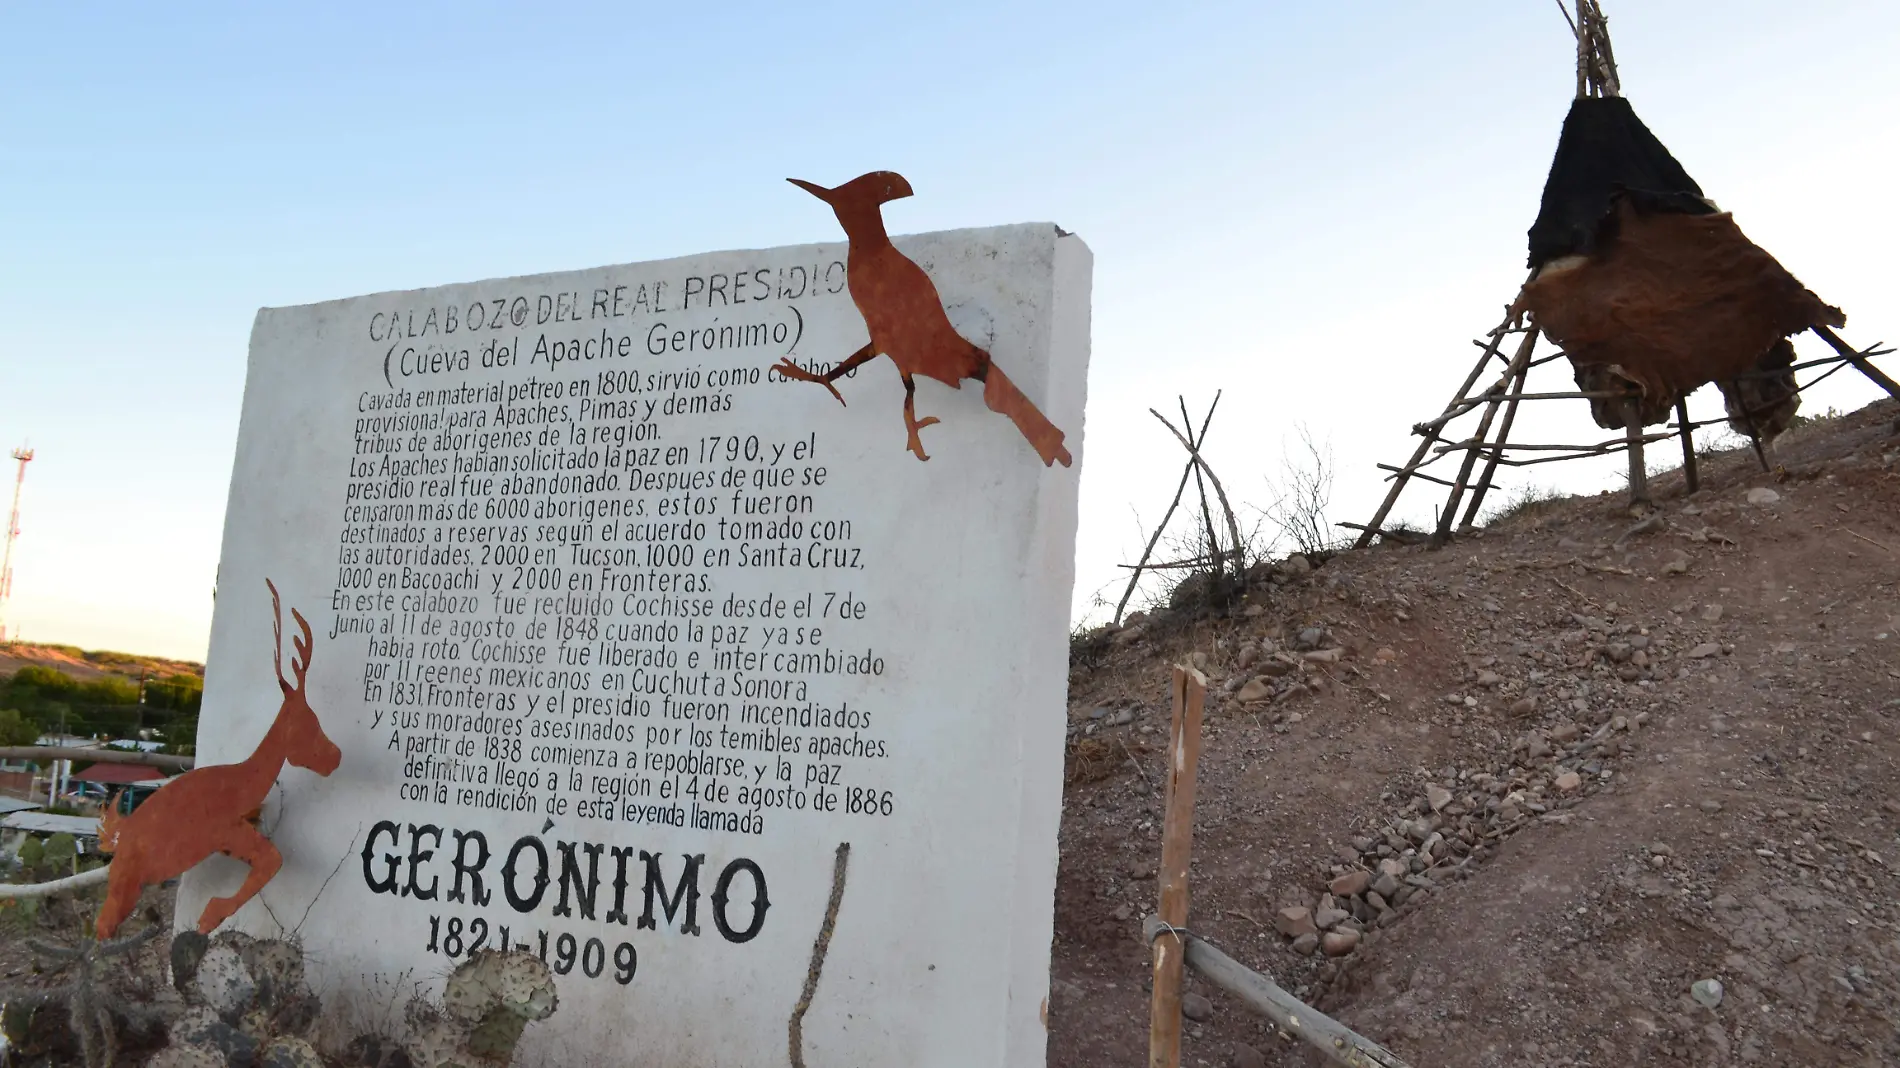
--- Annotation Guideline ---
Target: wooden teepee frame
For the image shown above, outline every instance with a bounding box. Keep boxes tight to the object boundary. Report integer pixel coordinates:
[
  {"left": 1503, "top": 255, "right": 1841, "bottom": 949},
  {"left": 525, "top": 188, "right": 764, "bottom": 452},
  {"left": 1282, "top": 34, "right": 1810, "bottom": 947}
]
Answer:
[
  {"left": 1345, "top": 1, "right": 1900, "bottom": 550},
  {"left": 1111, "top": 394, "right": 1248, "bottom": 626}
]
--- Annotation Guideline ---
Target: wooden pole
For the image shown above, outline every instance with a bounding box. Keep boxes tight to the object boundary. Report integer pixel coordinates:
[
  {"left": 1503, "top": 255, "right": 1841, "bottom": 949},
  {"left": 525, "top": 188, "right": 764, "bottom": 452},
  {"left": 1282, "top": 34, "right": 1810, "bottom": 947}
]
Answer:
[
  {"left": 1458, "top": 334, "right": 1537, "bottom": 531},
  {"left": 1432, "top": 434, "right": 1675, "bottom": 455},
  {"left": 1353, "top": 273, "right": 1539, "bottom": 551},
  {"left": 1182, "top": 399, "right": 1234, "bottom": 576},
  {"left": 1377, "top": 463, "right": 1457, "bottom": 488},
  {"left": 1489, "top": 444, "right": 1659, "bottom": 468},
  {"left": 1116, "top": 395, "right": 1240, "bottom": 624},
  {"left": 1675, "top": 398, "right": 1700, "bottom": 494},
  {"left": 1148, "top": 404, "right": 1246, "bottom": 582},
  {"left": 1727, "top": 379, "right": 1772, "bottom": 472},
  {"left": 1433, "top": 328, "right": 1540, "bottom": 547},
  {"left": 1735, "top": 351, "right": 1869, "bottom": 380},
  {"left": 0, "top": 746, "right": 193, "bottom": 771},
  {"left": 1352, "top": 430, "right": 1440, "bottom": 552},
  {"left": 1622, "top": 398, "right": 1649, "bottom": 508},
  {"left": 1567, "top": 0, "right": 1587, "bottom": 99},
  {"left": 1439, "top": 388, "right": 1629, "bottom": 404},
  {"left": 1811, "top": 324, "right": 1900, "bottom": 400},
  {"left": 1140, "top": 916, "right": 1414, "bottom": 1068},
  {"left": 1352, "top": 335, "right": 1500, "bottom": 550},
  {"left": 1114, "top": 458, "right": 1196, "bottom": 626},
  {"left": 1429, "top": 398, "right": 1505, "bottom": 546},
  {"left": 1417, "top": 369, "right": 1577, "bottom": 432},
  {"left": 1147, "top": 666, "right": 1206, "bottom": 1068},
  {"left": 1185, "top": 406, "right": 1223, "bottom": 580}
]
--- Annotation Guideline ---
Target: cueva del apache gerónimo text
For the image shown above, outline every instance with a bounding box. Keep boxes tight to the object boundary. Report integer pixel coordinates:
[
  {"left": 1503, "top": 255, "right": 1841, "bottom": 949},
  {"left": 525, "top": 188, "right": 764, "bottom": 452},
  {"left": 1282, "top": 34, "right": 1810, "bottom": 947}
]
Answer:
[{"left": 380, "top": 319, "right": 809, "bottom": 385}]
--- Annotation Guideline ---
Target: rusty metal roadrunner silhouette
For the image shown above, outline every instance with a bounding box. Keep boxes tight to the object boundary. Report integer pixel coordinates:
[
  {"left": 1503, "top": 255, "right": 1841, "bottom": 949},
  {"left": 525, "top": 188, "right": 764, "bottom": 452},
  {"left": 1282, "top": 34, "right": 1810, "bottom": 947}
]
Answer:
[{"left": 773, "top": 171, "right": 1074, "bottom": 467}]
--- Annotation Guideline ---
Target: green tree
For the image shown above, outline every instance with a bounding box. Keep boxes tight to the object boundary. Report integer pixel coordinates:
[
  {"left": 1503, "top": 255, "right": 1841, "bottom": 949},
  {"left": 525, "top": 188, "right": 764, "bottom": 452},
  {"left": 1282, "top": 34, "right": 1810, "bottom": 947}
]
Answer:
[
  {"left": 155, "top": 716, "right": 197, "bottom": 756},
  {"left": 146, "top": 673, "right": 203, "bottom": 715},
  {"left": 78, "top": 674, "right": 139, "bottom": 705},
  {"left": 0, "top": 707, "right": 40, "bottom": 746},
  {"left": 0, "top": 665, "right": 143, "bottom": 737}
]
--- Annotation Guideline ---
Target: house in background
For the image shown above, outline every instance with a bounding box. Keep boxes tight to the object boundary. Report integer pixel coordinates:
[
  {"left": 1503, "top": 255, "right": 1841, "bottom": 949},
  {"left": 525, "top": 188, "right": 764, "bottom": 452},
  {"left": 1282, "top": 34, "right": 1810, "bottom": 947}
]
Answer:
[
  {"left": 1, "top": 808, "right": 102, "bottom": 864},
  {"left": 0, "top": 753, "right": 35, "bottom": 799},
  {"left": 67, "top": 760, "right": 169, "bottom": 810}
]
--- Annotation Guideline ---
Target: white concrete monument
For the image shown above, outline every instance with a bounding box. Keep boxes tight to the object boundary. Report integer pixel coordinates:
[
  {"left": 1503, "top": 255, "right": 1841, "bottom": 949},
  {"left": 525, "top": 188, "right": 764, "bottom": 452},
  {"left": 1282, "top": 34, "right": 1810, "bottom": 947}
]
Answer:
[{"left": 185, "top": 208, "right": 1090, "bottom": 1066}]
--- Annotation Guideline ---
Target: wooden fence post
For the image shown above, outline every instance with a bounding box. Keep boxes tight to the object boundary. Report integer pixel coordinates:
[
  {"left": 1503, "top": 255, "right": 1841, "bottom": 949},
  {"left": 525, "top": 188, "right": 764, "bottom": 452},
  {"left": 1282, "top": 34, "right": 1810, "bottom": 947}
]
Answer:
[
  {"left": 1675, "top": 398, "right": 1700, "bottom": 494},
  {"left": 1148, "top": 665, "right": 1206, "bottom": 1068},
  {"left": 1621, "top": 398, "right": 1650, "bottom": 508}
]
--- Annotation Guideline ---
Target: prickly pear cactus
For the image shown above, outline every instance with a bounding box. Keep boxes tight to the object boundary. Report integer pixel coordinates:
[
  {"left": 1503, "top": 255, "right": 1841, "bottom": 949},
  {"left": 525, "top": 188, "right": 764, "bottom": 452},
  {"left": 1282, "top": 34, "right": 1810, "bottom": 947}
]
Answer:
[
  {"left": 256, "top": 1034, "right": 327, "bottom": 1068},
  {"left": 152, "top": 931, "right": 322, "bottom": 1066},
  {"left": 145, "top": 1045, "right": 229, "bottom": 1068},
  {"left": 407, "top": 950, "right": 558, "bottom": 1068}
]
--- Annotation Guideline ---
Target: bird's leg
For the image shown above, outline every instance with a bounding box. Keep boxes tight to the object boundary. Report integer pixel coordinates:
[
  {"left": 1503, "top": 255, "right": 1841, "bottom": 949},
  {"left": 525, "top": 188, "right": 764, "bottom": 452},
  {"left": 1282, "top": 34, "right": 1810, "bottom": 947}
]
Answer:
[
  {"left": 770, "top": 359, "right": 848, "bottom": 405},
  {"left": 902, "top": 373, "right": 940, "bottom": 462},
  {"left": 772, "top": 343, "right": 878, "bottom": 406}
]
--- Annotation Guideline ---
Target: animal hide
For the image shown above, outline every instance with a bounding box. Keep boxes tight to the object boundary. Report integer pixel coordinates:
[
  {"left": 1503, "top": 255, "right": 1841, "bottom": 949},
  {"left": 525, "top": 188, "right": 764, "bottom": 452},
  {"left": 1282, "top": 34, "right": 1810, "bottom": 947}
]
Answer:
[
  {"left": 1522, "top": 198, "right": 1842, "bottom": 431},
  {"left": 1718, "top": 337, "right": 1801, "bottom": 440},
  {"left": 1569, "top": 361, "right": 1673, "bottom": 429},
  {"left": 1528, "top": 95, "right": 1715, "bottom": 269}
]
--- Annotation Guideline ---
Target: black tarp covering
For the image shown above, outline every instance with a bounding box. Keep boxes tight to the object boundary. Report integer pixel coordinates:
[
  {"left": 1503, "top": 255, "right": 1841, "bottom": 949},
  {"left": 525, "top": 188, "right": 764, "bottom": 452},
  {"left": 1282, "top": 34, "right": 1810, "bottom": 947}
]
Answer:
[{"left": 1527, "top": 96, "right": 1713, "bottom": 268}]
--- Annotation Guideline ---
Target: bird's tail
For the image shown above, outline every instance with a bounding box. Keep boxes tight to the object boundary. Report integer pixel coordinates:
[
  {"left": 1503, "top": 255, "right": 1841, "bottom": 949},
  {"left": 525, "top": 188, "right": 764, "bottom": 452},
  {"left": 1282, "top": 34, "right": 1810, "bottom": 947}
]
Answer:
[{"left": 982, "top": 366, "right": 1073, "bottom": 468}]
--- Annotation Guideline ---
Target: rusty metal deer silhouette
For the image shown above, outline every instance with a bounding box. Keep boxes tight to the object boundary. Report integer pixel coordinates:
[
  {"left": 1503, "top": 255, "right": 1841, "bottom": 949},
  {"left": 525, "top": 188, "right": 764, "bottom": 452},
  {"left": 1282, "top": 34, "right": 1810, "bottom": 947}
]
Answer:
[{"left": 95, "top": 579, "right": 341, "bottom": 938}]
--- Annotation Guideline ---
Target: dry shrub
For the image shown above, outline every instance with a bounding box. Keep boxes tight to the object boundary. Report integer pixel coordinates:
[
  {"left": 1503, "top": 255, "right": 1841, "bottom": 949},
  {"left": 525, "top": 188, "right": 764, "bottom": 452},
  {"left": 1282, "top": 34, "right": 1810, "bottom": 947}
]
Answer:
[{"left": 1064, "top": 737, "right": 1121, "bottom": 786}]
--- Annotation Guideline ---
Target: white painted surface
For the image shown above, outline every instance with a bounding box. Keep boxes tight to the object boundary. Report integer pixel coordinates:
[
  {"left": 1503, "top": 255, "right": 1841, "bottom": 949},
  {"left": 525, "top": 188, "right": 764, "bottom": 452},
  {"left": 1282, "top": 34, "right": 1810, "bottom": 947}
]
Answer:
[{"left": 183, "top": 224, "right": 1089, "bottom": 1066}]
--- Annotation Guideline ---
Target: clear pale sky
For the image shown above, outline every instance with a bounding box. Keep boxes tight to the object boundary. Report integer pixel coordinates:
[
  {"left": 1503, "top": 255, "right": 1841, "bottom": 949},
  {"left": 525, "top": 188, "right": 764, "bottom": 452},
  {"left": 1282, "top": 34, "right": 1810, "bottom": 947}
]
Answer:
[{"left": 2, "top": 2, "right": 1896, "bottom": 661}]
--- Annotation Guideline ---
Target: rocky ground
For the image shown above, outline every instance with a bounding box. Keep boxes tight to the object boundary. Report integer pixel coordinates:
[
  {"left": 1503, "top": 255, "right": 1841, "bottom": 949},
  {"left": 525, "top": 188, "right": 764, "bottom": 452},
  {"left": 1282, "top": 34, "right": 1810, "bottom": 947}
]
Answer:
[{"left": 1048, "top": 398, "right": 1900, "bottom": 1067}]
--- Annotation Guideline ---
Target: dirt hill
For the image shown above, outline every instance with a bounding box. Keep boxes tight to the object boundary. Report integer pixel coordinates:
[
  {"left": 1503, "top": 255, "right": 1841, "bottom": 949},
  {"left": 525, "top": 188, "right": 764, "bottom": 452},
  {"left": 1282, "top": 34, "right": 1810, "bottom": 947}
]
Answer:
[
  {"left": 1049, "top": 398, "right": 1900, "bottom": 1067},
  {"left": 0, "top": 642, "right": 203, "bottom": 683}
]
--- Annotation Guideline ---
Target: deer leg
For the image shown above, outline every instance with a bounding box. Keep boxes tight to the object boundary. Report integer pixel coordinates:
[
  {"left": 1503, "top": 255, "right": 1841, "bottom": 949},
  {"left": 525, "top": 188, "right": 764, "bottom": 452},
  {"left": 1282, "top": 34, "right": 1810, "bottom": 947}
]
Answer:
[
  {"left": 772, "top": 343, "right": 878, "bottom": 406},
  {"left": 94, "top": 858, "right": 145, "bottom": 939},
  {"left": 902, "top": 374, "right": 940, "bottom": 462},
  {"left": 196, "top": 824, "right": 283, "bottom": 934}
]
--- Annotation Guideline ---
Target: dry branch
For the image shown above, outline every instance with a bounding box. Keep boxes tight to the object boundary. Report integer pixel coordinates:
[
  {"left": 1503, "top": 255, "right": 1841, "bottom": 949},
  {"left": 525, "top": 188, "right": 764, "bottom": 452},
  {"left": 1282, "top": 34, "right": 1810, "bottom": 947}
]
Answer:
[
  {"left": 1113, "top": 459, "right": 1197, "bottom": 626},
  {"left": 1355, "top": 289, "right": 1532, "bottom": 551},
  {"left": 1433, "top": 329, "right": 1539, "bottom": 545},
  {"left": 1812, "top": 325, "right": 1900, "bottom": 400},
  {"left": 0, "top": 865, "right": 113, "bottom": 899},
  {"left": 1459, "top": 354, "right": 1534, "bottom": 530},
  {"left": 1113, "top": 395, "right": 1246, "bottom": 624},
  {"left": 1376, "top": 464, "right": 1456, "bottom": 488},
  {"left": 1148, "top": 399, "right": 1246, "bottom": 580},
  {"left": 1431, "top": 434, "right": 1675, "bottom": 455},
  {"left": 1115, "top": 555, "right": 1230, "bottom": 572}
]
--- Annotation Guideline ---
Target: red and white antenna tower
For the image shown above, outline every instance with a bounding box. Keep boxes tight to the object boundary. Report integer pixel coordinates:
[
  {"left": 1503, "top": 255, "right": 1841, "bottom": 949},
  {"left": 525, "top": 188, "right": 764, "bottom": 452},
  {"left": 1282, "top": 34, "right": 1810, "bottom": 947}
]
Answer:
[{"left": 0, "top": 445, "right": 32, "bottom": 643}]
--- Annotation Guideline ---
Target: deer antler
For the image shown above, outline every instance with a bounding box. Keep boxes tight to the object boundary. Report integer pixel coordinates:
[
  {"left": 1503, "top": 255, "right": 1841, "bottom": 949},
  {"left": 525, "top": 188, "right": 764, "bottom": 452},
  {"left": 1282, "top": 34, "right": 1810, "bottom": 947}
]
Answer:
[
  {"left": 290, "top": 607, "right": 314, "bottom": 689},
  {"left": 266, "top": 578, "right": 288, "bottom": 692}
]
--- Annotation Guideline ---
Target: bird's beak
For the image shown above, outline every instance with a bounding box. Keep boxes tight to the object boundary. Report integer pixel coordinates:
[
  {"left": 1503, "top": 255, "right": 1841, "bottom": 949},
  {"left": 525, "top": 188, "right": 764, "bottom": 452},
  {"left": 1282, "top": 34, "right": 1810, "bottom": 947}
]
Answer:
[{"left": 787, "top": 178, "right": 832, "bottom": 203}]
